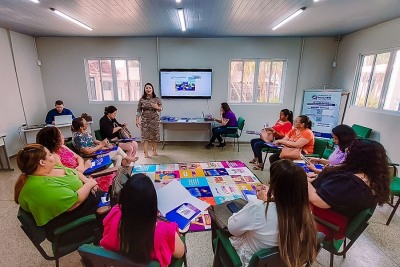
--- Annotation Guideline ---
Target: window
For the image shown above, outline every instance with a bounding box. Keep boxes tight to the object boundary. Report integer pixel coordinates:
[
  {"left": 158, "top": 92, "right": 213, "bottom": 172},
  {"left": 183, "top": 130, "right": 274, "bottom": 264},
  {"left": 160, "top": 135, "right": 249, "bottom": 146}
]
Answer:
[
  {"left": 353, "top": 48, "right": 400, "bottom": 112},
  {"left": 85, "top": 58, "right": 141, "bottom": 102},
  {"left": 229, "top": 59, "right": 286, "bottom": 103}
]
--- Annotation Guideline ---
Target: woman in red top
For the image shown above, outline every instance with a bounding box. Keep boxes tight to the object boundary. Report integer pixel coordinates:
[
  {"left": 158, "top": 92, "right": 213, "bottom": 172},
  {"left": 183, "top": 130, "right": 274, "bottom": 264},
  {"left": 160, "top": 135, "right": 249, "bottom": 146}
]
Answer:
[
  {"left": 250, "top": 109, "right": 293, "bottom": 170},
  {"left": 101, "top": 173, "right": 185, "bottom": 266}
]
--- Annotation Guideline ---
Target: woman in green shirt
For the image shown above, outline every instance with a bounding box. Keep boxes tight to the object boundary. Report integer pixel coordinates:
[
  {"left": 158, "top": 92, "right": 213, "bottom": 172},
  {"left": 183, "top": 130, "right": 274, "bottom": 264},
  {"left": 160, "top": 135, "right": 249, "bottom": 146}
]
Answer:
[{"left": 14, "top": 144, "right": 106, "bottom": 244}]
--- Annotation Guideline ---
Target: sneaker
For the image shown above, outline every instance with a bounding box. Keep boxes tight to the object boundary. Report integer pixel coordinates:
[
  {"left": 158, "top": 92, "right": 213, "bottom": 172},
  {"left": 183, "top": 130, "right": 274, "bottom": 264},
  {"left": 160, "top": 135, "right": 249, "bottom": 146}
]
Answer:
[
  {"left": 205, "top": 143, "right": 214, "bottom": 149},
  {"left": 216, "top": 142, "right": 226, "bottom": 147}
]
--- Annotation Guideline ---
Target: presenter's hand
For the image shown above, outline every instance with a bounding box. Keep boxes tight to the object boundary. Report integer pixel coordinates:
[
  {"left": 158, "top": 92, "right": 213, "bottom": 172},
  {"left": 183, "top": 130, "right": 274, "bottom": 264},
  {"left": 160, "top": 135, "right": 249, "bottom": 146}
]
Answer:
[{"left": 136, "top": 119, "right": 141, "bottom": 128}]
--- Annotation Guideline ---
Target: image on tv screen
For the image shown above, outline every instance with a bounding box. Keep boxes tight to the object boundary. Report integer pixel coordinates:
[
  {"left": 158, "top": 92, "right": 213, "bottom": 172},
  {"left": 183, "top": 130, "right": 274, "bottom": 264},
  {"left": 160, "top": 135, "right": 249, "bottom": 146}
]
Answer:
[{"left": 160, "top": 69, "right": 212, "bottom": 99}]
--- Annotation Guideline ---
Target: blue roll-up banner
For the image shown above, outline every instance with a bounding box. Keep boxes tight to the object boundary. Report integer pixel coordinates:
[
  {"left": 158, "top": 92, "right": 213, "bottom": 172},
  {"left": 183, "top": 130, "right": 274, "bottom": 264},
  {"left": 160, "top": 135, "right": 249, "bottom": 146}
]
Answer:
[{"left": 301, "top": 90, "right": 343, "bottom": 139}]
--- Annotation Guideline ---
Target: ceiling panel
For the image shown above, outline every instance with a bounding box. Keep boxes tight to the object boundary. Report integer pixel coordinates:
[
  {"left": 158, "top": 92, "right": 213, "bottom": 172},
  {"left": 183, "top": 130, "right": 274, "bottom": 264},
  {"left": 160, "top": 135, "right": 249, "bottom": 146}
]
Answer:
[{"left": 0, "top": 0, "right": 399, "bottom": 37}]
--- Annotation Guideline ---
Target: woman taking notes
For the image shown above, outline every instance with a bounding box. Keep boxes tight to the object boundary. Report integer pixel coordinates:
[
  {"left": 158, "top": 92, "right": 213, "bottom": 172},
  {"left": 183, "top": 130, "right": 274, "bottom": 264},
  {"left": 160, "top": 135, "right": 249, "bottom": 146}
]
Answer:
[
  {"left": 227, "top": 160, "right": 317, "bottom": 267},
  {"left": 205, "top": 102, "right": 238, "bottom": 149},
  {"left": 136, "top": 83, "right": 163, "bottom": 158},
  {"left": 101, "top": 173, "right": 185, "bottom": 266}
]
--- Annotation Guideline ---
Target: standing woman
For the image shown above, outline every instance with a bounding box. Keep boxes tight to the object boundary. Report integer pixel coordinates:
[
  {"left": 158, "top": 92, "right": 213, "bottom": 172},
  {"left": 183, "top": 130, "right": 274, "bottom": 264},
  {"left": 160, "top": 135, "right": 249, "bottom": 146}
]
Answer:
[
  {"left": 100, "top": 106, "right": 139, "bottom": 160},
  {"left": 136, "top": 83, "right": 163, "bottom": 158}
]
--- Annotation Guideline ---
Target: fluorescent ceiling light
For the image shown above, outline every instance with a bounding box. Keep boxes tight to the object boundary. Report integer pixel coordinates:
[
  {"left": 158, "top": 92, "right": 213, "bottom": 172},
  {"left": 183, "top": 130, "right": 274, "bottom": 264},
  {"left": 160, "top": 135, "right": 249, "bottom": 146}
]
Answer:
[
  {"left": 50, "top": 8, "right": 93, "bottom": 31},
  {"left": 177, "top": 9, "right": 186, "bottom": 32},
  {"left": 176, "top": 0, "right": 182, "bottom": 3},
  {"left": 272, "top": 7, "right": 306, "bottom": 31},
  {"left": 29, "top": 0, "right": 40, "bottom": 3}
]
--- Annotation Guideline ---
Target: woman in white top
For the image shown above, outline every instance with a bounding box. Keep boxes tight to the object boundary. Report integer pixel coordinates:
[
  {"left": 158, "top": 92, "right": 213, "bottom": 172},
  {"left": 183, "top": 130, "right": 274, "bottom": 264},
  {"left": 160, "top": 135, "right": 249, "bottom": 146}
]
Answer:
[{"left": 228, "top": 160, "right": 317, "bottom": 267}]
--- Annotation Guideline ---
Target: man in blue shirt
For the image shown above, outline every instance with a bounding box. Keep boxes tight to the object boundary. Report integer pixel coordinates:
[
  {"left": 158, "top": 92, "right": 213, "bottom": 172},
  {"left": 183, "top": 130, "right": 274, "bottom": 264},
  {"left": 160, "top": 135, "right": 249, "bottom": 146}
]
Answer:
[{"left": 45, "top": 100, "right": 75, "bottom": 124}]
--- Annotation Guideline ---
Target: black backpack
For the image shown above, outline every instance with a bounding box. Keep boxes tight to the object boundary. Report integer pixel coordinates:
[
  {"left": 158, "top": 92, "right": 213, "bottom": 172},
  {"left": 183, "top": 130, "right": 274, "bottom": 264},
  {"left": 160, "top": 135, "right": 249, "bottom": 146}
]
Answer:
[{"left": 107, "top": 167, "right": 131, "bottom": 206}]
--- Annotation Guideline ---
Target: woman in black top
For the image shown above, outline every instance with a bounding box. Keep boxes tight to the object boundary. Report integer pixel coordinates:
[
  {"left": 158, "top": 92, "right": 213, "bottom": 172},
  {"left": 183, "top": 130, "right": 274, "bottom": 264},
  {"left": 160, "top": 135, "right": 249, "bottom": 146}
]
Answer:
[
  {"left": 309, "top": 139, "right": 390, "bottom": 218},
  {"left": 100, "top": 106, "right": 138, "bottom": 164}
]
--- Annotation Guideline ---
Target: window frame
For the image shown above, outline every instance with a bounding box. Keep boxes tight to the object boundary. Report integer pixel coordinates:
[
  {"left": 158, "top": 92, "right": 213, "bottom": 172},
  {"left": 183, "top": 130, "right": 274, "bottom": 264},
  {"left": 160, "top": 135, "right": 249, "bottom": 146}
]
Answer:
[
  {"left": 84, "top": 57, "right": 142, "bottom": 103},
  {"left": 228, "top": 58, "right": 287, "bottom": 104},
  {"left": 352, "top": 48, "right": 400, "bottom": 114}
]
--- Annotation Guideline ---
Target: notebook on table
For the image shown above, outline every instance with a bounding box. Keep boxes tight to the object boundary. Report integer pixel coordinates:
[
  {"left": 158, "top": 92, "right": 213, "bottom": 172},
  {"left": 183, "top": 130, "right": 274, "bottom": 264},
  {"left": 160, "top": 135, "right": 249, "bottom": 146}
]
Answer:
[{"left": 54, "top": 115, "right": 73, "bottom": 125}]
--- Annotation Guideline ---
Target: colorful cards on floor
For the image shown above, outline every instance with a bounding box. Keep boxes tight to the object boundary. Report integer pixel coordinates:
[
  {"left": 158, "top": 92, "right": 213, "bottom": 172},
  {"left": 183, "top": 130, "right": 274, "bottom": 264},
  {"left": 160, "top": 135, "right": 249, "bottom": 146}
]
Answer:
[{"left": 131, "top": 160, "right": 262, "bottom": 232}]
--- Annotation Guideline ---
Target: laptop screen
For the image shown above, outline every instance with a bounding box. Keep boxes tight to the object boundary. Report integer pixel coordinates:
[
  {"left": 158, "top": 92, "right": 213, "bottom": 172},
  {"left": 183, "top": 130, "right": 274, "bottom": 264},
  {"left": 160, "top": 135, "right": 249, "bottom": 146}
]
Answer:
[{"left": 54, "top": 115, "right": 73, "bottom": 125}]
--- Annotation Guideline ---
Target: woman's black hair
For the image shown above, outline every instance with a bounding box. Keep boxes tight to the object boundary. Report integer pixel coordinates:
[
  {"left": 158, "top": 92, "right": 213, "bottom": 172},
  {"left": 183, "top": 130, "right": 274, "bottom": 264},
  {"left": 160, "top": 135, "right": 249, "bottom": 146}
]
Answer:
[
  {"left": 71, "top": 117, "right": 85, "bottom": 132},
  {"left": 104, "top": 105, "right": 117, "bottom": 115},
  {"left": 298, "top": 115, "right": 312, "bottom": 130},
  {"left": 36, "top": 127, "right": 62, "bottom": 153},
  {"left": 281, "top": 109, "right": 293, "bottom": 124},
  {"left": 332, "top": 124, "right": 356, "bottom": 152},
  {"left": 118, "top": 173, "right": 157, "bottom": 264},
  {"left": 141, "top": 83, "right": 157, "bottom": 99},
  {"left": 221, "top": 102, "right": 231, "bottom": 113}
]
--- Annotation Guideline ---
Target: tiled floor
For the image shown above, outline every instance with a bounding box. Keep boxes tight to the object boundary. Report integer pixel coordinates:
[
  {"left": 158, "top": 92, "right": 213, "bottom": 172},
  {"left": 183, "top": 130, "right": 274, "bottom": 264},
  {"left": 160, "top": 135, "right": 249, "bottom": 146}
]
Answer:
[{"left": 0, "top": 142, "right": 399, "bottom": 266}]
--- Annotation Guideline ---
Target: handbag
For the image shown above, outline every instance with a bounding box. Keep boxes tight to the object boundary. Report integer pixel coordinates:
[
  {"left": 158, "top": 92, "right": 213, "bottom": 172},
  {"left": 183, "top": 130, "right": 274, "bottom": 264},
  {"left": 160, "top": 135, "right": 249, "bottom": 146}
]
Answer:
[
  {"left": 280, "top": 146, "right": 302, "bottom": 160},
  {"left": 114, "top": 122, "right": 132, "bottom": 139},
  {"left": 260, "top": 129, "right": 273, "bottom": 142}
]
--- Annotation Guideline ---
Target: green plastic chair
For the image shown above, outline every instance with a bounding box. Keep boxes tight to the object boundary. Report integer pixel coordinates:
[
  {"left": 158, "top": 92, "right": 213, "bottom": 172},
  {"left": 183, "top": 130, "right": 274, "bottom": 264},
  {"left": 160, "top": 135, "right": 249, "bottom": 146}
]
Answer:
[
  {"left": 95, "top": 129, "right": 105, "bottom": 141},
  {"left": 351, "top": 124, "right": 372, "bottom": 139},
  {"left": 221, "top": 117, "right": 245, "bottom": 152},
  {"left": 304, "top": 138, "right": 328, "bottom": 159},
  {"left": 315, "top": 208, "right": 374, "bottom": 267},
  {"left": 17, "top": 207, "right": 97, "bottom": 267},
  {"left": 212, "top": 229, "right": 324, "bottom": 267},
  {"left": 78, "top": 236, "right": 187, "bottom": 267},
  {"left": 386, "top": 163, "right": 400, "bottom": 225}
]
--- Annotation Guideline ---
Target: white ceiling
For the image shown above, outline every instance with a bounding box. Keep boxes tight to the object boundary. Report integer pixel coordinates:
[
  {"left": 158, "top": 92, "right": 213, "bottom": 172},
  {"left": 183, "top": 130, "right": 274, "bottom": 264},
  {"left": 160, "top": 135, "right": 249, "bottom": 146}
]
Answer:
[{"left": 0, "top": 0, "right": 400, "bottom": 37}]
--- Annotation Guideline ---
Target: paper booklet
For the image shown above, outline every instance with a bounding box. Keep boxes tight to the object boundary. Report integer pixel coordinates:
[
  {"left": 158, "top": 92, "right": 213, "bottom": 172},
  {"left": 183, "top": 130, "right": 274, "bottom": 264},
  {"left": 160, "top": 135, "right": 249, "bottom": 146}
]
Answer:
[
  {"left": 94, "top": 145, "right": 118, "bottom": 155},
  {"left": 246, "top": 130, "right": 261, "bottom": 135},
  {"left": 264, "top": 142, "right": 283, "bottom": 149},
  {"left": 83, "top": 155, "right": 112, "bottom": 175},
  {"left": 156, "top": 180, "right": 210, "bottom": 230}
]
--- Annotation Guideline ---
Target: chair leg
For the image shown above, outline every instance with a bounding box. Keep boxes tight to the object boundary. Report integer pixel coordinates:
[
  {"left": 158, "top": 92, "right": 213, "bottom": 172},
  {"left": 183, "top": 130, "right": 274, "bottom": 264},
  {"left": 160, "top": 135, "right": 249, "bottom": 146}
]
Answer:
[
  {"left": 386, "top": 197, "right": 400, "bottom": 226},
  {"left": 262, "top": 152, "right": 269, "bottom": 171},
  {"left": 330, "top": 252, "right": 334, "bottom": 267},
  {"left": 343, "top": 238, "right": 347, "bottom": 258},
  {"left": 56, "top": 259, "right": 59, "bottom": 267},
  {"left": 237, "top": 139, "right": 239, "bottom": 152}
]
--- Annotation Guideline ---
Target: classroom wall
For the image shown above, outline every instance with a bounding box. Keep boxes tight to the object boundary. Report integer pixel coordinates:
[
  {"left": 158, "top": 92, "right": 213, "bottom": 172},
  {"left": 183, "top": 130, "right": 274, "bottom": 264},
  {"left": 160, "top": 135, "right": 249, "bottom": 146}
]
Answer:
[
  {"left": 0, "top": 29, "right": 45, "bottom": 155},
  {"left": 36, "top": 36, "right": 336, "bottom": 142},
  {"left": 332, "top": 18, "right": 400, "bottom": 163}
]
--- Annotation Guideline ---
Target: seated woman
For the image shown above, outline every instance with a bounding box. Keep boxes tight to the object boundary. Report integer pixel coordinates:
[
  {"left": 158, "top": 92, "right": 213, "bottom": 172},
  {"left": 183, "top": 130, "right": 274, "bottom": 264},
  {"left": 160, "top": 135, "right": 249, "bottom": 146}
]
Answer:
[
  {"left": 101, "top": 173, "right": 185, "bottom": 266},
  {"left": 227, "top": 160, "right": 317, "bottom": 267},
  {"left": 205, "top": 102, "right": 238, "bottom": 149},
  {"left": 269, "top": 115, "right": 314, "bottom": 164},
  {"left": 99, "top": 106, "right": 139, "bottom": 160},
  {"left": 306, "top": 124, "right": 356, "bottom": 175},
  {"left": 249, "top": 109, "right": 293, "bottom": 170},
  {"left": 72, "top": 117, "right": 137, "bottom": 167},
  {"left": 36, "top": 127, "right": 91, "bottom": 173},
  {"left": 14, "top": 144, "right": 107, "bottom": 244},
  {"left": 308, "top": 139, "right": 390, "bottom": 239}
]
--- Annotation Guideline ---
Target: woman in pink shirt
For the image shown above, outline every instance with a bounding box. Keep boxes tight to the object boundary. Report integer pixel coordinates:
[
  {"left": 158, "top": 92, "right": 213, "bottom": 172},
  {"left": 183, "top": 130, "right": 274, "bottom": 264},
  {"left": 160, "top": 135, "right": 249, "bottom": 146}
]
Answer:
[{"left": 101, "top": 173, "right": 185, "bottom": 266}]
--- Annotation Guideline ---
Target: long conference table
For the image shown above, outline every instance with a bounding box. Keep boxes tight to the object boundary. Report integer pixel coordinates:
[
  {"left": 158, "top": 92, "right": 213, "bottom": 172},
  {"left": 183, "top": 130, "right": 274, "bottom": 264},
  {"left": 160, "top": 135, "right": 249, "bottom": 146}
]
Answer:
[{"left": 160, "top": 117, "right": 213, "bottom": 149}]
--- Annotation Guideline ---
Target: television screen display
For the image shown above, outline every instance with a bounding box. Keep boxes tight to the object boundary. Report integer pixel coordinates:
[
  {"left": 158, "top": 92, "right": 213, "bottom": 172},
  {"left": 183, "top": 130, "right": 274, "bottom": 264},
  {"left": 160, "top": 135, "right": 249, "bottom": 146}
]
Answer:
[{"left": 160, "top": 69, "right": 212, "bottom": 99}]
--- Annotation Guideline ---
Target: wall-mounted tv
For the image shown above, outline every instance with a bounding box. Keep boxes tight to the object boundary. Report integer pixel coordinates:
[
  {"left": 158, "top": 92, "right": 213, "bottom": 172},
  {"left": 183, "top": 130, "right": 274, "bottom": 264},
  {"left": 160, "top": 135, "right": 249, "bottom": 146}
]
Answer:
[{"left": 160, "top": 69, "right": 212, "bottom": 99}]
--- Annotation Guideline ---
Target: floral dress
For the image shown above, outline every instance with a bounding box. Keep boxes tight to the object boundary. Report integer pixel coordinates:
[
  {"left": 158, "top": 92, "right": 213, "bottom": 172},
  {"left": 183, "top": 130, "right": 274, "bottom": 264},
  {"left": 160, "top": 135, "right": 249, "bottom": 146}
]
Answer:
[{"left": 137, "top": 97, "right": 162, "bottom": 141}]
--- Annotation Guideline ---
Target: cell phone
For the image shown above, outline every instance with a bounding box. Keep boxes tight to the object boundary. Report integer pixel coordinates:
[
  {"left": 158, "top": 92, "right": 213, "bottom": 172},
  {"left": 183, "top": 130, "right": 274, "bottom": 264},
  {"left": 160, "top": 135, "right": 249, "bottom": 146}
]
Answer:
[
  {"left": 300, "top": 154, "right": 311, "bottom": 165},
  {"left": 227, "top": 202, "right": 240, "bottom": 213}
]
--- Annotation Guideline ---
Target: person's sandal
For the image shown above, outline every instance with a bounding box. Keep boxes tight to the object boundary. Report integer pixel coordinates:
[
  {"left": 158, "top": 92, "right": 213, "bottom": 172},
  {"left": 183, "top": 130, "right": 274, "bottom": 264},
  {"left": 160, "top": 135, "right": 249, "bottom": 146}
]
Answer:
[
  {"left": 249, "top": 159, "right": 258, "bottom": 164},
  {"left": 253, "top": 164, "right": 263, "bottom": 171}
]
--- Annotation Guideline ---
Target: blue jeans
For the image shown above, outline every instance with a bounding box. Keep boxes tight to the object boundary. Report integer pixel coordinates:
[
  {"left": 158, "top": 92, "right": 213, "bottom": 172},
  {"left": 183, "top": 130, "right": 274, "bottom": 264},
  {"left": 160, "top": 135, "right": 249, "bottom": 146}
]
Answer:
[
  {"left": 250, "top": 138, "right": 269, "bottom": 163},
  {"left": 210, "top": 126, "right": 236, "bottom": 144}
]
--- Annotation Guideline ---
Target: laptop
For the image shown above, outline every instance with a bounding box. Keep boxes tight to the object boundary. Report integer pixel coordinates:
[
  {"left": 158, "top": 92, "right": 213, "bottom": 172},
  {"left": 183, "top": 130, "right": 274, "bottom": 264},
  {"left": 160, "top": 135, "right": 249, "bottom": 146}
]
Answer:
[{"left": 54, "top": 115, "right": 73, "bottom": 125}]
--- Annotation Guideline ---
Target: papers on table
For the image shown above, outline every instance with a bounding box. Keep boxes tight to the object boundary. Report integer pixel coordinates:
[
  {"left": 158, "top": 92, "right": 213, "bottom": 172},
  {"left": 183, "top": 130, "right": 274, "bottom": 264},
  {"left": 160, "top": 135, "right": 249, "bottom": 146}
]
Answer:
[{"left": 156, "top": 180, "right": 210, "bottom": 229}]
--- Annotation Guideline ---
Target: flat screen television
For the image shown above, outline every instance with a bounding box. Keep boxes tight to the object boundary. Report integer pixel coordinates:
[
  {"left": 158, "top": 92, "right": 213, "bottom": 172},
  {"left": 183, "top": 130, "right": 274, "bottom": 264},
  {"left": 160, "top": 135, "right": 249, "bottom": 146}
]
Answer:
[{"left": 159, "top": 69, "right": 212, "bottom": 99}]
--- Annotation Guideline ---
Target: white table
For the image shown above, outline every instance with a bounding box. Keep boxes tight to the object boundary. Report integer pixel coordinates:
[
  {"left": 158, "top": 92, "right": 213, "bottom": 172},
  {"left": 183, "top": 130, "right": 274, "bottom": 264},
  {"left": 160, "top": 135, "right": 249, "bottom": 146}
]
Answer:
[
  {"left": 21, "top": 123, "right": 93, "bottom": 144},
  {"left": 161, "top": 118, "right": 213, "bottom": 149},
  {"left": 0, "top": 133, "right": 13, "bottom": 171}
]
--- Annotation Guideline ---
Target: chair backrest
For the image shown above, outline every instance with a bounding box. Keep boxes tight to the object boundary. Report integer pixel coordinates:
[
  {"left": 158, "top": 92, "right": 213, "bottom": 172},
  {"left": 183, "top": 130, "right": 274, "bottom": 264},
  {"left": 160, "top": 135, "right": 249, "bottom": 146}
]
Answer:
[
  {"left": 248, "top": 247, "right": 286, "bottom": 267},
  {"left": 345, "top": 208, "right": 373, "bottom": 241},
  {"left": 78, "top": 244, "right": 160, "bottom": 267},
  {"left": 95, "top": 129, "right": 104, "bottom": 141},
  {"left": 321, "top": 147, "right": 335, "bottom": 159},
  {"left": 351, "top": 124, "right": 372, "bottom": 139},
  {"left": 237, "top": 117, "right": 245, "bottom": 131},
  {"left": 313, "top": 138, "right": 328, "bottom": 158},
  {"left": 18, "top": 207, "right": 47, "bottom": 245}
]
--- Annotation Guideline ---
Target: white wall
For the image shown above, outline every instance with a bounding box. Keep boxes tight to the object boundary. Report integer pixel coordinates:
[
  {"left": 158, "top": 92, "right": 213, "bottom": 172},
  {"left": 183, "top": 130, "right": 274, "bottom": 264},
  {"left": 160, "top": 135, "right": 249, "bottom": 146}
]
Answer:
[
  {"left": 0, "top": 29, "right": 45, "bottom": 155},
  {"left": 332, "top": 18, "right": 400, "bottom": 163},
  {"left": 36, "top": 36, "right": 335, "bottom": 141}
]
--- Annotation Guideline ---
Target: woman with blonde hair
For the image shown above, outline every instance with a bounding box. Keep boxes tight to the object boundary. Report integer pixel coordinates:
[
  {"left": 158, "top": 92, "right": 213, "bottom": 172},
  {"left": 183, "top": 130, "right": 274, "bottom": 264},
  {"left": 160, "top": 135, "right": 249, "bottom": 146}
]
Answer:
[{"left": 228, "top": 160, "right": 317, "bottom": 267}]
